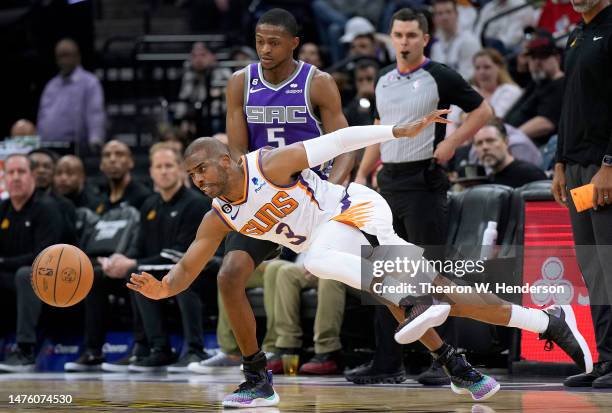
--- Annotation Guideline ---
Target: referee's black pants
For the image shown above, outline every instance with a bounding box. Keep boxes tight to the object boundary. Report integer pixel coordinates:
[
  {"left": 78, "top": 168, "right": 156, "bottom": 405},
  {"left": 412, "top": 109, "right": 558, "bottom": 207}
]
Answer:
[
  {"left": 566, "top": 163, "right": 612, "bottom": 362},
  {"left": 373, "top": 160, "right": 450, "bottom": 371}
]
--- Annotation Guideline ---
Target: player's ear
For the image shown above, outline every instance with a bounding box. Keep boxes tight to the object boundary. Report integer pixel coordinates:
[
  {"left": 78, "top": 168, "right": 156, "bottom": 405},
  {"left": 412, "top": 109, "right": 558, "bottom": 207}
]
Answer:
[
  {"left": 291, "top": 36, "right": 299, "bottom": 51},
  {"left": 423, "top": 33, "right": 430, "bottom": 47}
]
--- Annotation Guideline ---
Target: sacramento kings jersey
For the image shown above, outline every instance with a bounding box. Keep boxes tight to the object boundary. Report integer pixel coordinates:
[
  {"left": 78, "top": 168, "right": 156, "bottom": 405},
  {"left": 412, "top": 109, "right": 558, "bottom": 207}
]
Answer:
[
  {"left": 211, "top": 149, "right": 345, "bottom": 253},
  {"left": 244, "top": 61, "right": 331, "bottom": 178}
]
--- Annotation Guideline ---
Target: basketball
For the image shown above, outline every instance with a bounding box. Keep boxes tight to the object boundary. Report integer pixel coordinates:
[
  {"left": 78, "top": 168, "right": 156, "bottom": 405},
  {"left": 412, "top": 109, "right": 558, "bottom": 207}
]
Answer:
[{"left": 31, "top": 244, "right": 94, "bottom": 308}]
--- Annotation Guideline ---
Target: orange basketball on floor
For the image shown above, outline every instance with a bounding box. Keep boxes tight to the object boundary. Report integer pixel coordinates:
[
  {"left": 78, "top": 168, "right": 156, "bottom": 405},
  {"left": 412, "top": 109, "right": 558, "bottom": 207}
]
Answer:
[{"left": 31, "top": 244, "right": 94, "bottom": 307}]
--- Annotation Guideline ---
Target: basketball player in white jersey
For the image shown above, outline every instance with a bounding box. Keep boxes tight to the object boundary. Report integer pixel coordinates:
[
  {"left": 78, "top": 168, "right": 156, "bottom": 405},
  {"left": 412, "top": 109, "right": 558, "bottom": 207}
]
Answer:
[{"left": 128, "top": 112, "right": 592, "bottom": 407}]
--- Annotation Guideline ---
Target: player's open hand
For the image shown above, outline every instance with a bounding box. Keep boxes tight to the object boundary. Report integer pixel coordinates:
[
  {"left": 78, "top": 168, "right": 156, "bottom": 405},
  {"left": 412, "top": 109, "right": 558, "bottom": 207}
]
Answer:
[
  {"left": 127, "top": 272, "right": 170, "bottom": 300},
  {"left": 393, "top": 109, "right": 451, "bottom": 138}
]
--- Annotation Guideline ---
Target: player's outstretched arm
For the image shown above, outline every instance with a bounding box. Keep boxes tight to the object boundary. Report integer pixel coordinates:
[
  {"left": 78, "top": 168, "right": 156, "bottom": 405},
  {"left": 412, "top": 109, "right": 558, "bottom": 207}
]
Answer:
[
  {"left": 127, "top": 210, "right": 230, "bottom": 300},
  {"left": 261, "top": 109, "right": 451, "bottom": 184}
]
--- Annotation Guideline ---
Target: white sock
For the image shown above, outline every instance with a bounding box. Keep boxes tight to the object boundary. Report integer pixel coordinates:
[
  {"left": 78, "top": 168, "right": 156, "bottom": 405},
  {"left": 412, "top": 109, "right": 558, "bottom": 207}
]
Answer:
[{"left": 507, "top": 305, "right": 550, "bottom": 333}]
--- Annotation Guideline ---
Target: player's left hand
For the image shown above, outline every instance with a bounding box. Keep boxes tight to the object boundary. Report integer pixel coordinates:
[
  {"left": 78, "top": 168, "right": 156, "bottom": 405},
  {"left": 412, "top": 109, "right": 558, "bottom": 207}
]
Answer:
[
  {"left": 432, "top": 139, "right": 456, "bottom": 163},
  {"left": 591, "top": 166, "right": 612, "bottom": 209},
  {"left": 127, "top": 272, "right": 171, "bottom": 300},
  {"left": 393, "top": 109, "right": 451, "bottom": 138}
]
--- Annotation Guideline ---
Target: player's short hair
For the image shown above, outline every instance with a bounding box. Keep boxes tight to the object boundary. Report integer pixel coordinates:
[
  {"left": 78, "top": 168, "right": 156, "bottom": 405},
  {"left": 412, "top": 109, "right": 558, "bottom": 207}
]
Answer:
[
  {"left": 432, "top": 0, "right": 458, "bottom": 11},
  {"left": 353, "top": 33, "right": 376, "bottom": 44},
  {"left": 184, "top": 137, "right": 230, "bottom": 161},
  {"left": 485, "top": 117, "right": 508, "bottom": 140},
  {"left": 390, "top": 8, "right": 429, "bottom": 35},
  {"left": 149, "top": 142, "right": 183, "bottom": 164},
  {"left": 4, "top": 153, "right": 34, "bottom": 171},
  {"left": 355, "top": 59, "right": 380, "bottom": 74},
  {"left": 256, "top": 8, "right": 299, "bottom": 37},
  {"left": 27, "top": 148, "right": 59, "bottom": 163}
]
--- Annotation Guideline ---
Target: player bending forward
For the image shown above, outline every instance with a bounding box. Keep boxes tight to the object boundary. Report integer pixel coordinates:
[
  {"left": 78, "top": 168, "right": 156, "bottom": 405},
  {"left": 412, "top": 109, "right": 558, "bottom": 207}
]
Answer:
[{"left": 128, "top": 109, "right": 592, "bottom": 408}]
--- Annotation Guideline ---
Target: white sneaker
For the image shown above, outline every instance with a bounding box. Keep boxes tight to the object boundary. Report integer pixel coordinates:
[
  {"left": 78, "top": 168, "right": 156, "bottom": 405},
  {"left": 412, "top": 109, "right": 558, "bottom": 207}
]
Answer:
[
  {"left": 187, "top": 351, "right": 241, "bottom": 374},
  {"left": 394, "top": 303, "right": 451, "bottom": 344}
]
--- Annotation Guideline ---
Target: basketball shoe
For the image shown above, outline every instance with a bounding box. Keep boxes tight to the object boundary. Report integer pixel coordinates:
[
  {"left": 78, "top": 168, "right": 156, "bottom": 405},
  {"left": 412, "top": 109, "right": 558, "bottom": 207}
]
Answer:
[
  {"left": 222, "top": 351, "right": 280, "bottom": 408},
  {"left": 539, "top": 305, "right": 593, "bottom": 373},
  {"left": 433, "top": 343, "right": 500, "bottom": 401},
  {"left": 394, "top": 298, "right": 451, "bottom": 344}
]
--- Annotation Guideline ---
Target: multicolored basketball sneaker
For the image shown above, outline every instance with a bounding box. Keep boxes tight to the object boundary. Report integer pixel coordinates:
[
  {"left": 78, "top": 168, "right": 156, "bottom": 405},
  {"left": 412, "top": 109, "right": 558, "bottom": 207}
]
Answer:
[
  {"left": 222, "top": 352, "right": 280, "bottom": 408},
  {"left": 434, "top": 344, "right": 500, "bottom": 401}
]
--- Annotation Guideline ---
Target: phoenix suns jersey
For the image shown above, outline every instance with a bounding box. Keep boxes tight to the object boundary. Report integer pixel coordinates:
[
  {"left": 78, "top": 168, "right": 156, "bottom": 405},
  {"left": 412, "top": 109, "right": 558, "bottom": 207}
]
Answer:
[{"left": 211, "top": 149, "right": 345, "bottom": 253}]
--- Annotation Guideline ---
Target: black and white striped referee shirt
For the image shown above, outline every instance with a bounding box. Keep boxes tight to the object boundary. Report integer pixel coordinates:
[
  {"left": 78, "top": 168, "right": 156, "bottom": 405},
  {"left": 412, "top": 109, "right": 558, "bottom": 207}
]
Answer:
[{"left": 374, "top": 59, "right": 483, "bottom": 163}]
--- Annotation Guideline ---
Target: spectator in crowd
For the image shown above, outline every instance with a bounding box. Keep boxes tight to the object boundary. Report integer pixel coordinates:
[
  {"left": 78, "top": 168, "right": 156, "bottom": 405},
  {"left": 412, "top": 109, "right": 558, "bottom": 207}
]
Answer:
[
  {"left": 430, "top": 0, "right": 480, "bottom": 80},
  {"left": 311, "top": 1, "right": 384, "bottom": 62},
  {"left": 53, "top": 155, "right": 101, "bottom": 211},
  {"left": 97, "top": 143, "right": 213, "bottom": 373},
  {"left": 472, "top": 49, "right": 522, "bottom": 118},
  {"left": 95, "top": 140, "right": 151, "bottom": 214},
  {"left": 9, "top": 119, "right": 37, "bottom": 137},
  {"left": 469, "top": 123, "right": 543, "bottom": 167},
  {"left": 344, "top": 60, "right": 379, "bottom": 127},
  {"left": 0, "top": 154, "right": 63, "bottom": 372},
  {"left": 473, "top": 117, "right": 547, "bottom": 187},
  {"left": 504, "top": 29, "right": 565, "bottom": 145},
  {"left": 175, "top": 42, "right": 231, "bottom": 138},
  {"left": 298, "top": 42, "right": 324, "bottom": 68},
  {"left": 28, "top": 149, "right": 57, "bottom": 192},
  {"left": 341, "top": 17, "right": 394, "bottom": 64},
  {"left": 66, "top": 140, "right": 152, "bottom": 372},
  {"left": 475, "top": 0, "right": 537, "bottom": 51},
  {"left": 455, "top": 0, "right": 478, "bottom": 31},
  {"left": 229, "top": 45, "right": 257, "bottom": 63},
  {"left": 553, "top": 0, "right": 612, "bottom": 388},
  {"left": 348, "top": 33, "right": 379, "bottom": 59},
  {"left": 37, "top": 38, "right": 105, "bottom": 153},
  {"left": 266, "top": 259, "right": 347, "bottom": 375},
  {"left": 28, "top": 149, "right": 77, "bottom": 245},
  {"left": 446, "top": 48, "right": 522, "bottom": 134}
]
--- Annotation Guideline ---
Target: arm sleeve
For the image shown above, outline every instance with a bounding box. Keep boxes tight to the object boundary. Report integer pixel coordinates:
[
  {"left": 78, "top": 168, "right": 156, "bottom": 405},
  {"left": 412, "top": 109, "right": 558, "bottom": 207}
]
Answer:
[{"left": 303, "top": 124, "right": 395, "bottom": 168}]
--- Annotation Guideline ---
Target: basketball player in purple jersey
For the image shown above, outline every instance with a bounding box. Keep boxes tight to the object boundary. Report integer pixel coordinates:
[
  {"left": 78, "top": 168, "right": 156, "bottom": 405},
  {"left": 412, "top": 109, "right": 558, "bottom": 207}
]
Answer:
[{"left": 199, "top": 8, "right": 353, "bottom": 407}]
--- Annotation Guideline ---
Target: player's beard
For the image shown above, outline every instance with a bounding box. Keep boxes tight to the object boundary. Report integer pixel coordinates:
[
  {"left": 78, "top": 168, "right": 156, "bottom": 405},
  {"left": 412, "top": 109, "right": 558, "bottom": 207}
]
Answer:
[{"left": 570, "top": 0, "right": 600, "bottom": 12}]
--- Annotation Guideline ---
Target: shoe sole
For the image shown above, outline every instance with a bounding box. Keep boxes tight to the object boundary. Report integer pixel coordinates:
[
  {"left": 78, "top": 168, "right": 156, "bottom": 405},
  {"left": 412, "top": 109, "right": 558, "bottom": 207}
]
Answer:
[
  {"left": 167, "top": 366, "right": 190, "bottom": 373},
  {"left": 187, "top": 364, "right": 241, "bottom": 374},
  {"left": 128, "top": 365, "right": 168, "bottom": 373},
  {"left": 64, "top": 363, "right": 102, "bottom": 372},
  {"left": 0, "top": 364, "right": 35, "bottom": 373},
  {"left": 101, "top": 363, "right": 130, "bottom": 373},
  {"left": 346, "top": 372, "right": 407, "bottom": 385},
  {"left": 394, "top": 304, "right": 451, "bottom": 344},
  {"left": 563, "top": 378, "right": 596, "bottom": 387},
  {"left": 222, "top": 390, "right": 280, "bottom": 408},
  {"left": 451, "top": 380, "right": 501, "bottom": 401},
  {"left": 557, "top": 305, "right": 593, "bottom": 374}
]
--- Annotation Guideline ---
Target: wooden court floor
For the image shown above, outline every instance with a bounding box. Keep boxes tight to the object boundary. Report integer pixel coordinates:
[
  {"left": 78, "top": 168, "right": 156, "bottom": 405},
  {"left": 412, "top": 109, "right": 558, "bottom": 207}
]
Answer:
[{"left": 1, "top": 370, "right": 611, "bottom": 412}]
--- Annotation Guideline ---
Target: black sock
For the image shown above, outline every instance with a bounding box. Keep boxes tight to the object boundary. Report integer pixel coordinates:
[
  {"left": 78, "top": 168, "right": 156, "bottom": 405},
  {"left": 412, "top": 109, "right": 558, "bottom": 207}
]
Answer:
[
  {"left": 431, "top": 343, "right": 451, "bottom": 358},
  {"left": 243, "top": 350, "right": 263, "bottom": 362},
  {"left": 18, "top": 343, "right": 34, "bottom": 355}
]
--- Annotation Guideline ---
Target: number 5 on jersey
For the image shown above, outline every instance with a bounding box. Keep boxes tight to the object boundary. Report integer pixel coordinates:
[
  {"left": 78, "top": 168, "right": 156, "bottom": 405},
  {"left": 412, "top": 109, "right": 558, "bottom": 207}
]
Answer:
[{"left": 267, "top": 128, "right": 286, "bottom": 147}]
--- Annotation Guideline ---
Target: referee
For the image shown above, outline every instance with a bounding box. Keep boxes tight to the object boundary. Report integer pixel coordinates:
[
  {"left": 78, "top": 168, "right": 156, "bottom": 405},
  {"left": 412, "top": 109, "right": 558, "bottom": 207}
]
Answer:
[
  {"left": 552, "top": 0, "right": 612, "bottom": 388},
  {"left": 353, "top": 9, "right": 492, "bottom": 385}
]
